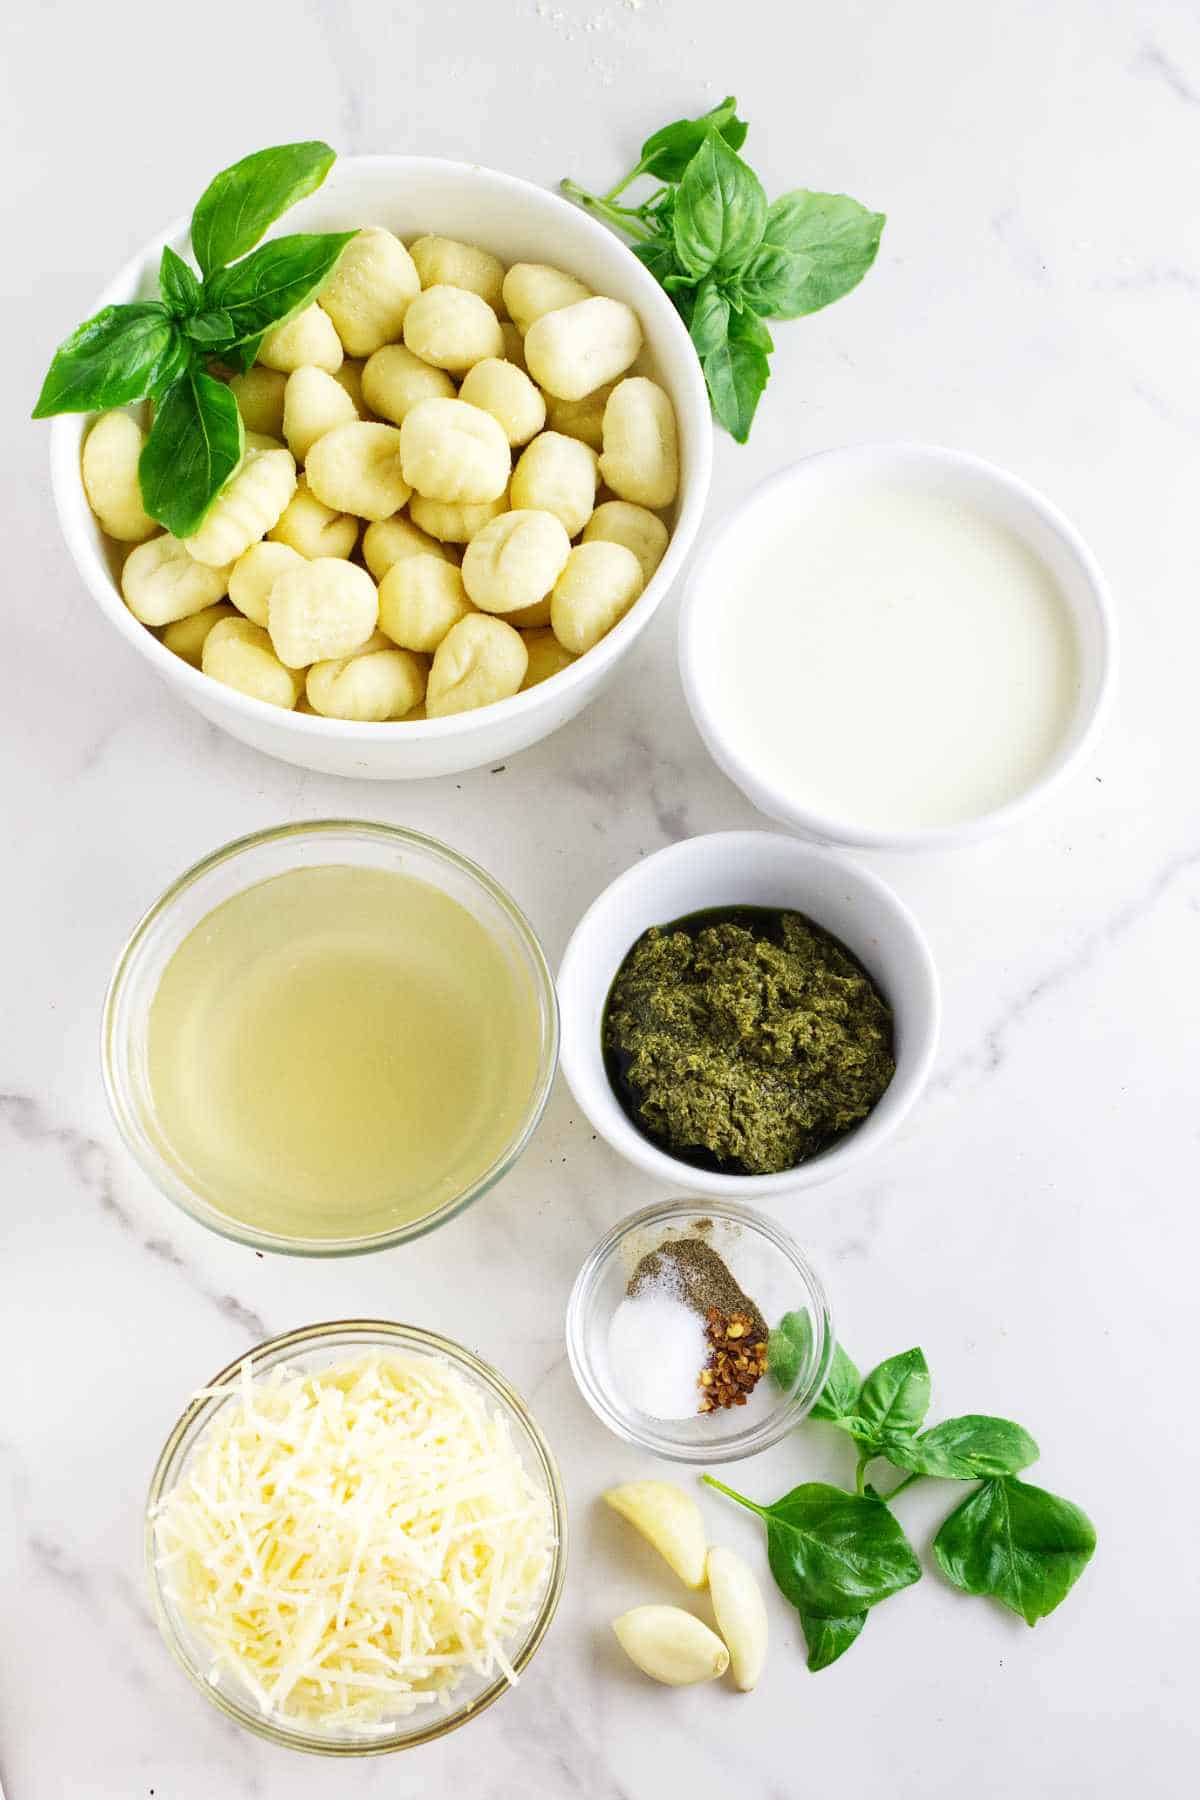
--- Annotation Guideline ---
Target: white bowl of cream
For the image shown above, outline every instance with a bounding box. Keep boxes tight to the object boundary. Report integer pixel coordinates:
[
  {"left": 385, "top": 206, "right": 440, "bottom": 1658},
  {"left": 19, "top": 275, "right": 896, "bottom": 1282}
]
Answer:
[{"left": 678, "top": 443, "right": 1115, "bottom": 850}]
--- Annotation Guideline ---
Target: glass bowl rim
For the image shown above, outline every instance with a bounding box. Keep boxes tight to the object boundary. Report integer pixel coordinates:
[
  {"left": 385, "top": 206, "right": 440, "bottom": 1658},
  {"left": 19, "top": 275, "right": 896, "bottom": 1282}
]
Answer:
[
  {"left": 565, "top": 1196, "right": 834, "bottom": 1463},
  {"left": 145, "top": 1317, "right": 568, "bottom": 1756},
  {"left": 101, "top": 819, "right": 560, "bottom": 1257}
]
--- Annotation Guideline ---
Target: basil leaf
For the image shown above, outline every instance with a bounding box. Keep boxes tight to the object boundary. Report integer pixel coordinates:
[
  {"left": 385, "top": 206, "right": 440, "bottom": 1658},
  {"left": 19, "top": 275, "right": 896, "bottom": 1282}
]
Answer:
[
  {"left": 933, "top": 1476, "right": 1096, "bottom": 1626},
  {"left": 217, "top": 335, "right": 264, "bottom": 376},
  {"left": 763, "top": 1485, "right": 922, "bottom": 1616},
  {"left": 809, "top": 1340, "right": 861, "bottom": 1421},
  {"left": 138, "top": 367, "right": 243, "bottom": 538},
  {"left": 204, "top": 232, "right": 355, "bottom": 344},
  {"left": 633, "top": 237, "right": 684, "bottom": 286},
  {"left": 688, "top": 278, "right": 731, "bottom": 358},
  {"left": 637, "top": 96, "right": 749, "bottom": 184},
  {"left": 799, "top": 1609, "right": 867, "bottom": 1672},
  {"left": 740, "top": 190, "right": 885, "bottom": 318},
  {"left": 673, "top": 130, "right": 767, "bottom": 280},
  {"left": 883, "top": 1416, "right": 1040, "bottom": 1482},
  {"left": 32, "top": 303, "right": 185, "bottom": 418},
  {"left": 768, "top": 1309, "right": 815, "bottom": 1392},
  {"left": 856, "top": 1348, "right": 931, "bottom": 1441},
  {"left": 190, "top": 140, "right": 337, "bottom": 276},
  {"left": 702, "top": 327, "right": 769, "bottom": 444},
  {"left": 731, "top": 308, "right": 773, "bottom": 351},
  {"left": 183, "top": 310, "right": 234, "bottom": 347},
  {"left": 159, "top": 246, "right": 202, "bottom": 316}
]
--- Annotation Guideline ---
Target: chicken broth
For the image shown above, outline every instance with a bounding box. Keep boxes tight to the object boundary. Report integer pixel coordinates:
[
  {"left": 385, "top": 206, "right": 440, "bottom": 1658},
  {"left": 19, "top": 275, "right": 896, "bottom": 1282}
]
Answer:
[{"left": 145, "top": 863, "right": 541, "bottom": 1241}]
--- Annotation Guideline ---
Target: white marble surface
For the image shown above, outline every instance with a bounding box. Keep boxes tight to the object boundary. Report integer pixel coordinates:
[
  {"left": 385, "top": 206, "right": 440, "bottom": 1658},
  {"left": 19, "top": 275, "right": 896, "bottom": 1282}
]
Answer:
[{"left": 2, "top": 0, "right": 1197, "bottom": 1792}]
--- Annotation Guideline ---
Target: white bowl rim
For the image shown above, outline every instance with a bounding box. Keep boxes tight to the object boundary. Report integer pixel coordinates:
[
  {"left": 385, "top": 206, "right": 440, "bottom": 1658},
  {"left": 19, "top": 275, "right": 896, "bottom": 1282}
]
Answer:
[
  {"left": 678, "top": 439, "right": 1117, "bottom": 851},
  {"left": 556, "top": 828, "right": 941, "bottom": 1197},
  {"left": 49, "top": 153, "right": 713, "bottom": 744}
]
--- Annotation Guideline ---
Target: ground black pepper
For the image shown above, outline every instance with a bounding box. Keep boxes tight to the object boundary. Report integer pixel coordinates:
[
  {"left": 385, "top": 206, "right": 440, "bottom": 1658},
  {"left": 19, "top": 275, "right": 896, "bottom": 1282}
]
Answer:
[{"left": 627, "top": 1236, "right": 767, "bottom": 1342}]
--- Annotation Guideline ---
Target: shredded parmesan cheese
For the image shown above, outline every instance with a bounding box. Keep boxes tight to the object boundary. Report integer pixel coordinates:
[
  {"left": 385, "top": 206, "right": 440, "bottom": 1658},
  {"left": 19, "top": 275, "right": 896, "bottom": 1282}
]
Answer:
[{"left": 152, "top": 1352, "right": 556, "bottom": 1732}]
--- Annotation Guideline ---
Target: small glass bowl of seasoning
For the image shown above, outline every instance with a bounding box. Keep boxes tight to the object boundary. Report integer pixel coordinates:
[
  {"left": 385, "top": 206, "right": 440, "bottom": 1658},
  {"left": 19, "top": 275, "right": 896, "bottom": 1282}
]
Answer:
[{"left": 566, "top": 1198, "right": 834, "bottom": 1463}]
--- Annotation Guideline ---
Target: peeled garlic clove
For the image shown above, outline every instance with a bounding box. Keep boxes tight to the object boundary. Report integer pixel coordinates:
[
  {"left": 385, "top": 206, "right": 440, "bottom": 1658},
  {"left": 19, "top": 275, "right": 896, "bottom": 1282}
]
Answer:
[
  {"left": 706, "top": 1546, "right": 768, "bottom": 1692},
  {"left": 612, "top": 1606, "right": 729, "bottom": 1687},
  {"left": 603, "top": 1481, "right": 708, "bottom": 1589}
]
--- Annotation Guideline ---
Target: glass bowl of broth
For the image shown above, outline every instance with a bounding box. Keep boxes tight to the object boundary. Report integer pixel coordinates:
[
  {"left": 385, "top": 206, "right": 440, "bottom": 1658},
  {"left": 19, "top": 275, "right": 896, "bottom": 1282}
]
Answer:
[{"left": 103, "top": 821, "right": 558, "bottom": 1255}]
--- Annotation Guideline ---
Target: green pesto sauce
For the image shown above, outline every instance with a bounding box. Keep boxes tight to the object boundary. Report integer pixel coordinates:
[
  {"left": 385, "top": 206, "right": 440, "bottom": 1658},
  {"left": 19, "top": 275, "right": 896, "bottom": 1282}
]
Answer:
[{"left": 602, "top": 906, "right": 895, "bottom": 1177}]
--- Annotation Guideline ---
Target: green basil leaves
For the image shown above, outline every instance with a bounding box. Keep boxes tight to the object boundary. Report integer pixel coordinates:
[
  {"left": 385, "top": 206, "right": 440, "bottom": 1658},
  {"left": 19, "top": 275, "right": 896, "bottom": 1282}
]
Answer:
[
  {"left": 190, "top": 140, "right": 337, "bottom": 276},
  {"left": 713, "top": 1326, "right": 1095, "bottom": 1675},
  {"left": 32, "top": 140, "right": 348, "bottom": 534},
  {"left": 933, "top": 1477, "right": 1096, "bottom": 1625},
  {"left": 884, "top": 1415, "right": 1040, "bottom": 1481},
  {"left": 138, "top": 367, "right": 243, "bottom": 540},
  {"left": 563, "top": 100, "right": 883, "bottom": 441},
  {"left": 32, "top": 304, "right": 186, "bottom": 418},
  {"left": 634, "top": 95, "right": 749, "bottom": 187},
  {"left": 204, "top": 232, "right": 355, "bottom": 346},
  {"left": 673, "top": 132, "right": 767, "bottom": 279}
]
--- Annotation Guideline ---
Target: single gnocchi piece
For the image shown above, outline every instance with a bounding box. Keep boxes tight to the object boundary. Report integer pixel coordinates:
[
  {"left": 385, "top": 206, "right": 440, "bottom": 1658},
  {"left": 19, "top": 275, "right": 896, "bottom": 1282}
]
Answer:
[
  {"left": 599, "top": 377, "right": 679, "bottom": 509},
  {"left": 267, "top": 556, "right": 379, "bottom": 668},
  {"left": 283, "top": 365, "right": 359, "bottom": 462},
  {"left": 551, "top": 539, "right": 644, "bottom": 653},
  {"left": 81, "top": 411, "right": 157, "bottom": 542},
  {"left": 229, "top": 366, "right": 287, "bottom": 438},
  {"left": 510, "top": 431, "right": 597, "bottom": 538},
  {"left": 161, "top": 600, "right": 236, "bottom": 668},
  {"left": 402, "top": 285, "right": 504, "bottom": 373},
  {"left": 305, "top": 421, "right": 410, "bottom": 522},
  {"left": 362, "top": 513, "right": 450, "bottom": 582},
  {"left": 520, "top": 626, "right": 577, "bottom": 689},
  {"left": 544, "top": 383, "right": 614, "bottom": 452},
  {"left": 319, "top": 227, "right": 420, "bottom": 356},
  {"left": 399, "top": 398, "right": 511, "bottom": 504},
  {"left": 426, "top": 613, "right": 528, "bottom": 717},
  {"left": 121, "top": 534, "right": 232, "bottom": 626},
  {"left": 306, "top": 633, "right": 427, "bottom": 721},
  {"left": 258, "top": 302, "right": 343, "bottom": 374},
  {"left": 524, "top": 296, "right": 643, "bottom": 402},
  {"left": 228, "top": 540, "right": 306, "bottom": 626},
  {"left": 408, "top": 235, "right": 506, "bottom": 311},
  {"left": 202, "top": 616, "right": 304, "bottom": 708},
  {"left": 458, "top": 358, "right": 546, "bottom": 447},
  {"left": 501, "top": 262, "right": 591, "bottom": 334},
  {"left": 268, "top": 474, "right": 359, "bottom": 560},
  {"left": 462, "top": 510, "right": 571, "bottom": 615},
  {"left": 409, "top": 490, "right": 507, "bottom": 544},
  {"left": 378, "top": 554, "right": 473, "bottom": 653},
  {"left": 183, "top": 445, "right": 297, "bottom": 567},
  {"left": 361, "top": 343, "right": 455, "bottom": 425},
  {"left": 583, "top": 500, "right": 670, "bottom": 585}
]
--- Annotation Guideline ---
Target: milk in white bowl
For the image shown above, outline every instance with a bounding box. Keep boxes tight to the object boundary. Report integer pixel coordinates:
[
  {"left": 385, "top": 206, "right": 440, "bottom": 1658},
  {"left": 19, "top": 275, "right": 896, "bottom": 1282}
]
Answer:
[{"left": 679, "top": 444, "right": 1115, "bottom": 851}]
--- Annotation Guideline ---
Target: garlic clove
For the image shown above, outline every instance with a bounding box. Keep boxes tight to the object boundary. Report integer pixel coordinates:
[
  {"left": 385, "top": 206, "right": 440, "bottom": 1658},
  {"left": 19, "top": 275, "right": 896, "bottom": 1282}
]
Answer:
[
  {"left": 612, "top": 1605, "right": 730, "bottom": 1686},
  {"left": 706, "top": 1545, "right": 768, "bottom": 1691},
  {"left": 603, "top": 1481, "right": 708, "bottom": 1589}
]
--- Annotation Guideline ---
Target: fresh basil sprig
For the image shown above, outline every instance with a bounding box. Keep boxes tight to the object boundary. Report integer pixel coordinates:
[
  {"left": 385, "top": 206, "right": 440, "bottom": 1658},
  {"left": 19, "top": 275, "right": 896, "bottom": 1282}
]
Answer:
[
  {"left": 33, "top": 140, "right": 349, "bottom": 538},
  {"left": 705, "top": 1318, "right": 1095, "bottom": 1672},
  {"left": 562, "top": 98, "right": 884, "bottom": 441}
]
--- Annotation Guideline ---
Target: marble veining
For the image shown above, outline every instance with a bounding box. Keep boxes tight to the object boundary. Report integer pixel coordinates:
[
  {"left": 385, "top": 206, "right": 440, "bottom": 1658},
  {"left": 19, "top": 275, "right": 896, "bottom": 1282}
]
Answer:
[{"left": 2, "top": 1, "right": 1197, "bottom": 1795}]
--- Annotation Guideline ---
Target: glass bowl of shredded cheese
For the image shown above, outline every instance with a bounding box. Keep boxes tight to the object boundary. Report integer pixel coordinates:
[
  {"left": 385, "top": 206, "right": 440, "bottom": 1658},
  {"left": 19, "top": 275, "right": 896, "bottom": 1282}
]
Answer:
[{"left": 146, "top": 1320, "right": 566, "bottom": 1754}]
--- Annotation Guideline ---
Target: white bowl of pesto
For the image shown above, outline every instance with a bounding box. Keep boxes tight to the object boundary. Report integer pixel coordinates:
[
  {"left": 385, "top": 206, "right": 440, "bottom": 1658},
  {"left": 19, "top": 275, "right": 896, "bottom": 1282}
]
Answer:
[
  {"left": 557, "top": 831, "right": 939, "bottom": 1197},
  {"left": 47, "top": 156, "right": 712, "bottom": 781},
  {"left": 679, "top": 443, "right": 1115, "bottom": 850}
]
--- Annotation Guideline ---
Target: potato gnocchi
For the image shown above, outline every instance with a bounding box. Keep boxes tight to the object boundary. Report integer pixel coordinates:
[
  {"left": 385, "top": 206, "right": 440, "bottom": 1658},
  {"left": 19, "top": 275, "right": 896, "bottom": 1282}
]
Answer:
[{"left": 81, "top": 224, "right": 680, "bottom": 723}]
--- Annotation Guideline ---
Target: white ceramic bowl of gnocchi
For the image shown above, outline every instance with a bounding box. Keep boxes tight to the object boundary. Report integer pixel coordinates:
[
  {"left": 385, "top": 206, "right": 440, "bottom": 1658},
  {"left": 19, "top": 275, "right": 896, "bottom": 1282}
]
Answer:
[{"left": 49, "top": 157, "right": 713, "bottom": 779}]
